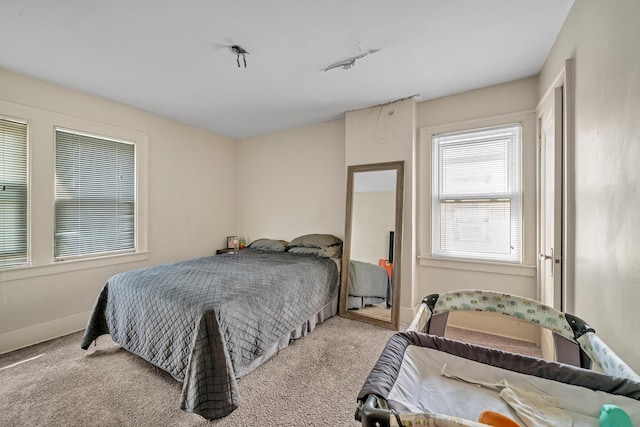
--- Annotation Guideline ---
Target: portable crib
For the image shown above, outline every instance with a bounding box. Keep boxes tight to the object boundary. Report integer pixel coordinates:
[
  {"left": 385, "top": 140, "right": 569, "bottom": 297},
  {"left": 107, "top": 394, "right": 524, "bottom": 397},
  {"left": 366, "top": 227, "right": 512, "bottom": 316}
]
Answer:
[{"left": 356, "top": 290, "right": 640, "bottom": 427}]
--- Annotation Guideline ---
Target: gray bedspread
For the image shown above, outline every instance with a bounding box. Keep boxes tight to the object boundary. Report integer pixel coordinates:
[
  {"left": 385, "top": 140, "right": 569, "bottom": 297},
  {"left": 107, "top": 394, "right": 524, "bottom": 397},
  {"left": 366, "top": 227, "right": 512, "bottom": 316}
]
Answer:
[
  {"left": 348, "top": 259, "right": 391, "bottom": 298},
  {"left": 80, "top": 249, "right": 339, "bottom": 419}
]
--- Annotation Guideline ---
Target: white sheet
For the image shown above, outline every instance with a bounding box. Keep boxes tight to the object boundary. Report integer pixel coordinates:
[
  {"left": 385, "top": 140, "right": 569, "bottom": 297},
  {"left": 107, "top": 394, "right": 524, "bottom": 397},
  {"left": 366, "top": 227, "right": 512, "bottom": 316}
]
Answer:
[{"left": 387, "top": 345, "right": 640, "bottom": 426}]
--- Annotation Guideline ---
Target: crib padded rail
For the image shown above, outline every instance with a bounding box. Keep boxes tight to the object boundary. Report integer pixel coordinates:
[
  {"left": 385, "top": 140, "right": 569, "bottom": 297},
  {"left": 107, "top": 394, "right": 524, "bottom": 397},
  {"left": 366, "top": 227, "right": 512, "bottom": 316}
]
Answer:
[{"left": 407, "top": 289, "right": 640, "bottom": 382}]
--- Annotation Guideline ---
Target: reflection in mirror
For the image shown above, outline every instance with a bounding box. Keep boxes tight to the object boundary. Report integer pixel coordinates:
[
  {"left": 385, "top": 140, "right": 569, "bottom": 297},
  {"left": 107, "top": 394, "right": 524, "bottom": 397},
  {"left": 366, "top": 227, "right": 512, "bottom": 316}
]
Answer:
[{"left": 340, "top": 161, "right": 404, "bottom": 330}]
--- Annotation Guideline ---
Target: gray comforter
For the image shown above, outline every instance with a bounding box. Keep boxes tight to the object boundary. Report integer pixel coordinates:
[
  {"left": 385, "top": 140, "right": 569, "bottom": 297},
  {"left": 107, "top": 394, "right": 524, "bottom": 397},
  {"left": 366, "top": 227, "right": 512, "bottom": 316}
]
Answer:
[
  {"left": 80, "top": 249, "right": 339, "bottom": 419},
  {"left": 348, "top": 259, "right": 391, "bottom": 298}
]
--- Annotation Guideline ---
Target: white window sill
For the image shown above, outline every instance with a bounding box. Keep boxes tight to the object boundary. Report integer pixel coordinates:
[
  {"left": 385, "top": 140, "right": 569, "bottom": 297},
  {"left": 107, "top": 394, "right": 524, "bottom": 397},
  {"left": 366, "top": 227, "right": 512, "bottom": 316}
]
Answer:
[
  {"left": 418, "top": 256, "right": 535, "bottom": 277},
  {"left": 1, "top": 251, "right": 150, "bottom": 282}
]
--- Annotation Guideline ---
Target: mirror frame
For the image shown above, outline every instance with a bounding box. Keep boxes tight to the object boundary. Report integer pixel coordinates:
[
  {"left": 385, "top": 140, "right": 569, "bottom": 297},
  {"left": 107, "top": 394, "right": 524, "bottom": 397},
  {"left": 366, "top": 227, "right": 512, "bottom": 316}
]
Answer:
[{"left": 339, "top": 161, "right": 404, "bottom": 330}]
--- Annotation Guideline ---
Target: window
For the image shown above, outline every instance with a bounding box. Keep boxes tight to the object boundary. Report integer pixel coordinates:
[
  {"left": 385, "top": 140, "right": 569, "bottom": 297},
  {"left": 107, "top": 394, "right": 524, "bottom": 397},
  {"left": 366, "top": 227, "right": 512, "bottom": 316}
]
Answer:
[
  {"left": 432, "top": 123, "right": 522, "bottom": 263},
  {"left": 0, "top": 118, "right": 28, "bottom": 268},
  {"left": 55, "top": 129, "right": 135, "bottom": 260}
]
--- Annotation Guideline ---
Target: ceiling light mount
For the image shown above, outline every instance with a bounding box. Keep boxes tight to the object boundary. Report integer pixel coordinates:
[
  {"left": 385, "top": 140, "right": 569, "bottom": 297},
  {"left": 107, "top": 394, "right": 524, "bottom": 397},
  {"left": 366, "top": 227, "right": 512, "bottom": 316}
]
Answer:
[
  {"left": 230, "top": 45, "right": 249, "bottom": 68},
  {"left": 323, "top": 48, "right": 380, "bottom": 72}
]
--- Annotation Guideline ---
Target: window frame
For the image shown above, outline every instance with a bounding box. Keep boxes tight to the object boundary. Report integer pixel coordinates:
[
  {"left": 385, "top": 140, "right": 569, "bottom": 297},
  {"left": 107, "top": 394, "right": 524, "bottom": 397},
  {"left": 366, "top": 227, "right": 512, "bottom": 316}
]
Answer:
[
  {"left": 0, "top": 115, "right": 29, "bottom": 269},
  {"left": 0, "top": 98, "right": 149, "bottom": 281},
  {"left": 54, "top": 127, "right": 137, "bottom": 261},
  {"left": 418, "top": 111, "right": 536, "bottom": 275},
  {"left": 431, "top": 123, "right": 523, "bottom": 263}
]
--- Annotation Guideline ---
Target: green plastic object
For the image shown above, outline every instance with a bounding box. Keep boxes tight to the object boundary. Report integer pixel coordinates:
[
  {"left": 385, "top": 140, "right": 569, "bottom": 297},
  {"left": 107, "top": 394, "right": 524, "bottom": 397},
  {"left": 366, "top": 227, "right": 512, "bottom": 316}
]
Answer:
[{"left": 599, "top": 404, "right": 633, "bottom": 427}]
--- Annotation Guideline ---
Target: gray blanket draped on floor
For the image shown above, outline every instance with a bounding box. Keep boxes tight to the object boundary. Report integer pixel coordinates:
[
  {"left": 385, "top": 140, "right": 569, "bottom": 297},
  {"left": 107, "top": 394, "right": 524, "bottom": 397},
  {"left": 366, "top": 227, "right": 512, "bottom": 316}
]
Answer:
[{"left": 81, "top": 249, "right": 339, "bottom": 419}]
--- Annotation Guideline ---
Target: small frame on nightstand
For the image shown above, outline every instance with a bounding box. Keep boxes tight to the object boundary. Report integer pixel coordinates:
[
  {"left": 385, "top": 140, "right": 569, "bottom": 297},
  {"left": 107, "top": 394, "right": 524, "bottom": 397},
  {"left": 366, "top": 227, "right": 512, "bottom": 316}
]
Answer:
[{"left": 226, "top": 236, "right": 239, "bottom": 249}]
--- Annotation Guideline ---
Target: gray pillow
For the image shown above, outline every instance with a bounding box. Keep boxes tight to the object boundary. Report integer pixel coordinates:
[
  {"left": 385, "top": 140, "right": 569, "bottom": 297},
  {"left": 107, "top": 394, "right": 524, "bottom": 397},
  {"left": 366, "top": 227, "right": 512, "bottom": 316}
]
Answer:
[
  {"left": 287, "top": 245, "right": 342, "bottom": 258},
  {"left": 249, "top": 238, "right": 288, "bottom": 252},
  {"left": 288, "top": 233, "right": 342, "bottom": 249}
]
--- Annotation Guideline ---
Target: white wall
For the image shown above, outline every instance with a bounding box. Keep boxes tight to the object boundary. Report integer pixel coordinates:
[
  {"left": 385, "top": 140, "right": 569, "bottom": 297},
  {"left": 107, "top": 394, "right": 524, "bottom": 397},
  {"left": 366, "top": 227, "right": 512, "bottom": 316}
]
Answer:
[
  {"left": 10, "top": 2, "right": 634, "bottom": 362},
  {"left": 342, "top": 85, "right": 540, "bottom": 337},
  {"left": 0, "top": 68, "right": 236, "bottom": 353},
  {"left": 0, "top": 69, "right": 544, "bottom": 353},
  {"left": 346, "top": 98, "right": 417, "bottom": 323},
  {"left": 351, "top": 191, "right": 395, "bottom": 264},
  {"left": 539, "top": 0, "right": 640, "bottom": 371},
  {"left": 237, "top": 119, "right": 345, "bottom": 243},
  {"left": 415, "top": 78, "right": 539, "bottom": 339}
]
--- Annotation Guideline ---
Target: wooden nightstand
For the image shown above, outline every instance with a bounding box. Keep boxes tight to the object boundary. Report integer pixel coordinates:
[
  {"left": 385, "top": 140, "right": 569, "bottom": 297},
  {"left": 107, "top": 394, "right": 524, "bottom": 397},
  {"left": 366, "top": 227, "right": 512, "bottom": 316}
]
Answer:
[{"left": 216, "top": 248, "right": 244, "bottom": 254}]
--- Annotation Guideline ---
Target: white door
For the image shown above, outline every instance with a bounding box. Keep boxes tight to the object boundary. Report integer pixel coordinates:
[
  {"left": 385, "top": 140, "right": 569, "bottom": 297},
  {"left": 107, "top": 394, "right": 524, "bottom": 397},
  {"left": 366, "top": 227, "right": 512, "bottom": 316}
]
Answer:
[{"left": 538, "top": 86, "right": 564, "bottom": 311}]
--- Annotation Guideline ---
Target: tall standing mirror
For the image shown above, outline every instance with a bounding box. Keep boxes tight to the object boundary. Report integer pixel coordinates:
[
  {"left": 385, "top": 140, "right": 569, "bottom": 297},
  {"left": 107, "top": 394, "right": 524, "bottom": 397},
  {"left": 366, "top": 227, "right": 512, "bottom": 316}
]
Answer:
[{"left": 340, "top": 161, "right": 404, "bottom": 330}]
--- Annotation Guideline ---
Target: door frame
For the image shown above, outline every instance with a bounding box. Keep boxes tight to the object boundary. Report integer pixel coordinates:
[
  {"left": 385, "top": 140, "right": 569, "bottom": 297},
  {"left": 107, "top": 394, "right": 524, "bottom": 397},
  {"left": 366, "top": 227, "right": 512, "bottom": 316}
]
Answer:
[
  {"left": 536, "top": 58, "right": 575, "bottom": 314},
  {"left": 538, "top": 86, "right": 563, "bottom": 311}
]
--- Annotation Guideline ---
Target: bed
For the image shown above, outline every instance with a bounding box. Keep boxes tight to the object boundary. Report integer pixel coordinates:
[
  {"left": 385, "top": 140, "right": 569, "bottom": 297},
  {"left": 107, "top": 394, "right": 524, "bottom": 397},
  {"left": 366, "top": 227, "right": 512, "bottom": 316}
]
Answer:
[
  {"left": 347, "top": 259, "right": 392, "bottom": 309},
  {"left": 356, "top": 290, "right": 640, "bottom": 426},
  {"left": 81, "top": 237, "right": 341, "bottom": 420}
]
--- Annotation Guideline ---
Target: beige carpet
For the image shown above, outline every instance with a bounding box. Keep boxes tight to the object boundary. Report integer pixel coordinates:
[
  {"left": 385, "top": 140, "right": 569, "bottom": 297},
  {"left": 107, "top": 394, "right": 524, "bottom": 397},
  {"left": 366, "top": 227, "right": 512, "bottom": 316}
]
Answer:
[
  {"left": 0, "top": 317, "right": 541, "bottom": 426},
  {"left": 0, "top": 316, "right": 395, "bottom": 427},
  {"left": 446, "top": 326, "right": 543, "bottom": 358}
]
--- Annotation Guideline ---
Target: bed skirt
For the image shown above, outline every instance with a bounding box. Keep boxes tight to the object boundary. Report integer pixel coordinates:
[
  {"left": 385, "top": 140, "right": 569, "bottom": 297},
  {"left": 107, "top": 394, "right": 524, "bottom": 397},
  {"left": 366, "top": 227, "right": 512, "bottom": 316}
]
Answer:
[{"left": 234, "top": 294, "right": 338, "bottom": 378}]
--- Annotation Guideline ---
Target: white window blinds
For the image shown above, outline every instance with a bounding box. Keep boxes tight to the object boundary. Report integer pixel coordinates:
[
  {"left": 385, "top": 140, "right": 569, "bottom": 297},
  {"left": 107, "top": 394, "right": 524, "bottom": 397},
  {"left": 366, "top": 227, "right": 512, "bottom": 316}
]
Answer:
[
  {"left": 0, "top": 118, "right": 28, "bottom": 268},
  {"left": 55, "top": 129, "right": 135, "bottom": 260},
  {"left": 432, "top": 123, "right": 522, "bottom": 263}
]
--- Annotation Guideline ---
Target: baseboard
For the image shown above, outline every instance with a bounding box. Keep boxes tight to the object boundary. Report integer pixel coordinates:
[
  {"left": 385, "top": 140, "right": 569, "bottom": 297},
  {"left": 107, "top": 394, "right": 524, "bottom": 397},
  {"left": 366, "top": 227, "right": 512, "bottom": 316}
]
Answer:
[
  {"left": 0, "top": 311, "right": 91, "bottom": 355},
  {"left": 399, "top": 306, "right": 416, "bottom": 330}
]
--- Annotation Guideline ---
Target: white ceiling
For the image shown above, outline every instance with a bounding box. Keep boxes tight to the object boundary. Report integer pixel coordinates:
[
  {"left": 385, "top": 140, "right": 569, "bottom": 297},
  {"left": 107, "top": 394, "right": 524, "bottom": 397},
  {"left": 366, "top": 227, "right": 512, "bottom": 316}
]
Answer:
[{"left": 0, "top": 0, "right": 574, "bottom": 140}]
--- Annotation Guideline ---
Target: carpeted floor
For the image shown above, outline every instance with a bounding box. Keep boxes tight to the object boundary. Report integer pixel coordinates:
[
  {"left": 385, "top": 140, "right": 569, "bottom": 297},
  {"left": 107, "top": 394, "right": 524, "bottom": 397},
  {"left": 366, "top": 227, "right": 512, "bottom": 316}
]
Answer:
[
  {"left": 0, "top": 316, "right": 395, "bottom": 427},
  {"left": 446, "top": 326, "right": 542, "bottom": 358},
  {"left": 0, "top": 316, "right": 541, "bottom": 426}
]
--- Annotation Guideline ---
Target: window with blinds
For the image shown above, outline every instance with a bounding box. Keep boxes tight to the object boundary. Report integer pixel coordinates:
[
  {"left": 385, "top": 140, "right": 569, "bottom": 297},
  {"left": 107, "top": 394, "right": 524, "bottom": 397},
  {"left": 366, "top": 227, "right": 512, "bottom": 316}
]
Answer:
[
  {"left": 55, "top": 129, "right": 135, "bottom": 260},
  {"left": 0, "top": 118, "right": 28, "bottom": 269},
  {"left": 432, "top": 123, "right": 522, "bottom": 263}
]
